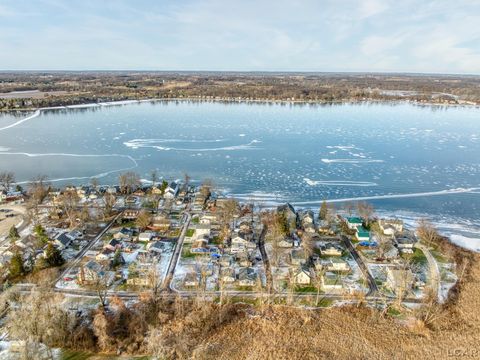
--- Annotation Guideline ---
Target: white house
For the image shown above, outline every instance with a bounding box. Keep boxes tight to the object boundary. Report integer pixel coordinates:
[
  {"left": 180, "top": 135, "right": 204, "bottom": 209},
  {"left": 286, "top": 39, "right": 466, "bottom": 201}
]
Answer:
[
  {"left": 379, "top": 219, "right": 403, "bottom": 234},
  {"left": 138, "top": 232, "right": 154, "bottom": 242},
  {"left": 321, "top": 243, "right": 343, "bottom": 257},
  {"left": 220, "top": 268, "right": 236, "bottom": 283},
  {"left": 293, "top": 267, "right": 311, "bottom": 285},
  {"left": 354, "top": 227, "right": 370, "bottom": 242},
  {"left": 324, "top": 258, "right": 350, "bottom": 272},
  {"left": 230, "top": 235, "right": 249, "bottom": 253},
  {"left": 164, "top": 182, "right": 179, "bottom": 199}
]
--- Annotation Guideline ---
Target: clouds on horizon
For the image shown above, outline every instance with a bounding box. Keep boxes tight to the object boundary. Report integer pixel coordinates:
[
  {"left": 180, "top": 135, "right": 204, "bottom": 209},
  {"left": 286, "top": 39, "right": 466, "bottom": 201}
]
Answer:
[{"left": 1, "top": 0, "right": 480, "bottom": 74}]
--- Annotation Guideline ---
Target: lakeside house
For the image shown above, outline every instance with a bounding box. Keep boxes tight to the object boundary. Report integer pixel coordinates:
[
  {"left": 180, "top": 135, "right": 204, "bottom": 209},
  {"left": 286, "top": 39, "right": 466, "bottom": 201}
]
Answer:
[
  {"left": 395, "top": 235, "right": 417, "bottom": 254},
  {"left": 164, "top": 182, "right": 179, "bottom": 199},
  {"left": 379, "top": 219, "right": 404, "bottom": 236},
  {"left": 346, "top": 217, "right": 363, "bottom": 230},
  {"left": 354, "top": 227, "right": 370, "bottom": 242}
]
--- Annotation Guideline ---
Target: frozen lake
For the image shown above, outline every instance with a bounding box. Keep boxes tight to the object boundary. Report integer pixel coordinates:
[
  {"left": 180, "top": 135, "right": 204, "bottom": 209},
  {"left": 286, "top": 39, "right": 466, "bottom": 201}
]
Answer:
[{"left": 1, "top": 100, "right": 479, "bottom": 249}]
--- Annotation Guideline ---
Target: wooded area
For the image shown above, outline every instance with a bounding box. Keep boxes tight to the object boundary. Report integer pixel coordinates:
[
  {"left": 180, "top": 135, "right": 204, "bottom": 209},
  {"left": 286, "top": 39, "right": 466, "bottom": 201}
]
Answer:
[{"left": 1, "top": 72, "right": 480, "bottom": 110}]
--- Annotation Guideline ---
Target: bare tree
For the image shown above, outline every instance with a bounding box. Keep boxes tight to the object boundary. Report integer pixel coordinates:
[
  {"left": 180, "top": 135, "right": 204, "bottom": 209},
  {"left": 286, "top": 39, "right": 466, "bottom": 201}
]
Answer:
[
  {"left": 301, "top": 234, "right": 314, "bottom": 259},
  {"left": 370, "top": 222, "right": 389, "bottom": 259},
  {"left": 219, "top": 198, "right": 238, "bottom": 239},
  {"left": 103, "top": 192, "right": 117, "bottom": 219},
  {"left": 200, "top": 178, "right": 214, "bottom": 198},
  {"left": 145, "top": 327, "right": 168, "bottom": 359},
  {"left": 357, "top": 202, "right": 374, "bottom": 226},
  {"left": 319, "top": 200, "right": 328, "bottom": 220},
  {"left": 313, "top": 267, "right": 325, "bottom": 306},
  {"left": 59, "top": 189, "right": 80, "bottom": 228},
  {"left": 343, "top": 202, "right": 354, "bottom": 216},
  {"left": 416, "top": 219, "right": 440, "bottom": 247},
  {"left": 92, "top": 274, "right": 109, "bottom": 310},
  {"left": 150, "top": 169, "right": 158, "bottom": 188},
  {"left": 147, "top": 258, "right": 162, "bottom": 300},
  {"left": 7, "top": 289, "right": 75, "bottom": 359},
  {"left": 119, "top": 171, "right": 140, "bottom": 194},
  {"left": 0, "top": 171, "right": 15, "bottom": 191},
  {"left": 286, "top": 270, "right": 296, "bottom": 305},
  {"left": 78, "top": 203, "right": 90, "bottom": 227},
  {"left": 184, "top": 172, "right": 191, "bottom": 190},
  {"left": 262, "top": 211, "right": 282, "bottom": 267},
  {"left": 28, "top": 174, "right": 50, "bottom": 204},
  {"left": 136, "top": 210, "right": 152, "bottom": 230},
  {"left": 90, "top": 177, "right": 99, "bottom": 190}
]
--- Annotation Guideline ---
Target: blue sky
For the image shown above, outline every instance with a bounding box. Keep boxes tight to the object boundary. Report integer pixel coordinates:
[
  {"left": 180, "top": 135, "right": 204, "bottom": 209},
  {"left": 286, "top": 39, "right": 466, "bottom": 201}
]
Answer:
[{"left": 1, "top": 0, "right": 480, "bottom": 73}]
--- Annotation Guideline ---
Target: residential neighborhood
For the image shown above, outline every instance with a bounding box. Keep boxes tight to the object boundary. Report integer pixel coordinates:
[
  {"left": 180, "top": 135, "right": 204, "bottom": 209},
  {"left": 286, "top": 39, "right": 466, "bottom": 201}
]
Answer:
[{"left": 0, "top": 175, "right": 457, "bottom": 308}]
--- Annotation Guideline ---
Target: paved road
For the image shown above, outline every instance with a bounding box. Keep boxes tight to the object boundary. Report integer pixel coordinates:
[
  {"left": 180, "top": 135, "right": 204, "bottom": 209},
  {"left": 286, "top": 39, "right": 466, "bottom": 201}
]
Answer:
[
  {"left": 257, "top": 224, "right": 273, "bottom": 293},
  {"left": 14, "top": 281, "right": 425, "bottom": 305},
  {"left": 54, "top": 213, "right": 122, "bottom": 286},
  {"left": 162, "top": 212, "right": 191, "bottom": 290},
  {"left": 416, "top": 243, "right": 441, "bottom": 301},
  {"left": 341, "top": 235, "right": 378, "bottom": 296}
]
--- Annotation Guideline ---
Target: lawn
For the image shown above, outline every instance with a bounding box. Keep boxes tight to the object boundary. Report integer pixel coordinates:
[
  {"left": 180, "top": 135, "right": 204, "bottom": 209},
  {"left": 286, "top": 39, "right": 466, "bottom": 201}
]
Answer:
[
  {"left": 295, "top": 285, "right": 319, "bottom": 293},
  {"left": 316, "top": 298, "right": 334, "bottom": 307},
  {"left": 61, "top": 351, "right": 92, "bottom": 360},
  {"left": 403, "top": 248, "right": 428, "bottom": 265},
  {"left": 387, "top": 306, "right": 403, "bottom": 317},
  {"left": 431, "top": 250, "right": 448, "bottom": 263},
  {"left": 181, "top": 244, "right": 196, "bottom": 258},
  {"left": 235, "top": 285, "right": 255, "bottom": 291},
  {"left": 210, "top": 236, "right": 223, "bottom": 245},
  {"left": 186, "top": 228, "right": 195, "bottom": 237}
]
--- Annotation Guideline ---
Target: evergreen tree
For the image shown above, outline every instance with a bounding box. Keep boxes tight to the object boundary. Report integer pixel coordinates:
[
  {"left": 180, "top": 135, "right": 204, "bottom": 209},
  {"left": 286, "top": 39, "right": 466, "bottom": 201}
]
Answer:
[
  {"left": 34, "top": 224, "right": 49, "bottom": 244},
  {"left": 9, "top": 252, "right": 25, "bottom": 278},
  {"left": 111, "top": 248, "right": 123, "bottom": 269},
  {"left": 160, "top": 180, "right": 168, "bottom": 195},
  {"left": 9, "top": 226, "right": 19, "bottom": 242},
  {"left": 45, "top": 243, "right": 64, "bottom": 267},
  {"left": 319, "top": 200, "right": 328, "bottom": 221}
]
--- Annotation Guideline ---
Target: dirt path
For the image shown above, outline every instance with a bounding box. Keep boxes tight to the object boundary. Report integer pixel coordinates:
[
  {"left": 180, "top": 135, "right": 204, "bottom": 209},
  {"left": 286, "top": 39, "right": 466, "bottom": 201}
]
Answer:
[{"left": 0, "top": 203, "right": 26, "bottom": 239}]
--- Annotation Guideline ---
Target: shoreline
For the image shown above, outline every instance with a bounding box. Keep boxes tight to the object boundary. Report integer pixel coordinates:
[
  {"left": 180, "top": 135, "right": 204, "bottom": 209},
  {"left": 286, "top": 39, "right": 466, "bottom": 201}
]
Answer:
[{"left": 1, "top": 96, "right": 480, "bottom": 113}]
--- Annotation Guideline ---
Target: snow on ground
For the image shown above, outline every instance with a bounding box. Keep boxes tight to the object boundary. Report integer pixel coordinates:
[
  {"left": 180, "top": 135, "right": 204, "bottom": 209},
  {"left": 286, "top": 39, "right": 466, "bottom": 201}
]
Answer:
[{"left": 448, "top": 234, "right": 480, "bottom": 252}]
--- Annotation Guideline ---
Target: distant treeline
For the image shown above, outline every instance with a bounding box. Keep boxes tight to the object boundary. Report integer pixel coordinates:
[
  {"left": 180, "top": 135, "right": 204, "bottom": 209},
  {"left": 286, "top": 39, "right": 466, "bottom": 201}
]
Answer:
[{"left": 1, "top": 72, "right": 480, "bottom": 110}]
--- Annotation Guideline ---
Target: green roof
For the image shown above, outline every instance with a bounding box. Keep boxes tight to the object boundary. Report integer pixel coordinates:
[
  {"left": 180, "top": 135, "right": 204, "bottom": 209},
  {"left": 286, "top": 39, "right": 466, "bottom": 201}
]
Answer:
[
  {"left": 347, "top": 217, "right": 363, "bottom": 224},
  {"left": 357, "top": 227, "right": 370, "bottom": 237}
]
